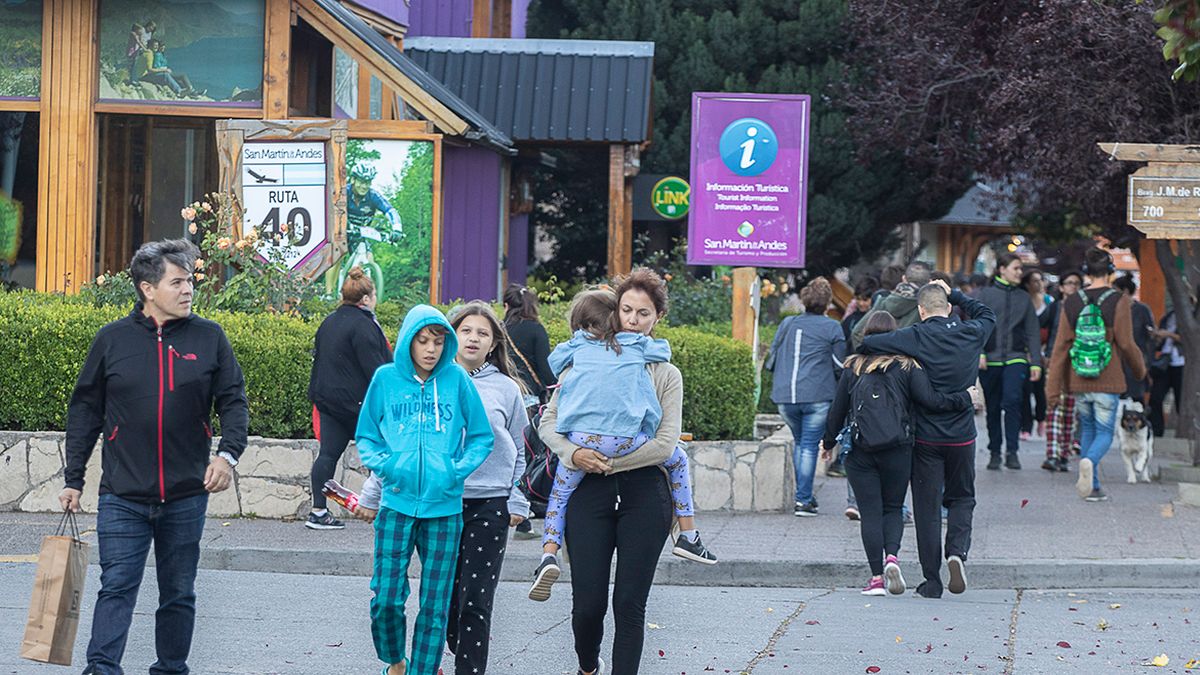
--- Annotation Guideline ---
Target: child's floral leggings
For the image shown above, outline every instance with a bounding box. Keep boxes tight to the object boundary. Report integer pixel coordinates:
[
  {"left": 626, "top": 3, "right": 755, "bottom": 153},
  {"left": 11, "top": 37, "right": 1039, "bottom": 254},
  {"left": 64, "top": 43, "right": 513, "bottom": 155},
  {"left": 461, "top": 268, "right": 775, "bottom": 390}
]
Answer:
[{"left": 542, "top": 431, "right": 695, "bottom": 548}]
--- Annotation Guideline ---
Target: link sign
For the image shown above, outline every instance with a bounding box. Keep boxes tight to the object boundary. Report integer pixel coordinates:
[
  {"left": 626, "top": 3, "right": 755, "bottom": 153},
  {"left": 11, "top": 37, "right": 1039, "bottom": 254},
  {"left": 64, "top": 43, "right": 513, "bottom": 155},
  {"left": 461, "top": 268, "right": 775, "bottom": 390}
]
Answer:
[{"left": 241, "top": 141, "right": 329, "bottom": 270}]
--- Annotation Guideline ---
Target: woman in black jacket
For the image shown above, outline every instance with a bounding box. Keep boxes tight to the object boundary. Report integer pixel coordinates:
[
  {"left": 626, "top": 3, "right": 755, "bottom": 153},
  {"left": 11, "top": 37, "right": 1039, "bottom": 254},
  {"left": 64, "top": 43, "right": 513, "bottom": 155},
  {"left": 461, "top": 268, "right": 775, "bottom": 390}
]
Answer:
[
  {"left": 502, "top": 283, "right": 557, "bottom": 414},
  {"left": 820, "top": 311, "right": 973, "bottom": 597},
  {"left": 305, "top": 266, "right": 393, "bottom": 530}
]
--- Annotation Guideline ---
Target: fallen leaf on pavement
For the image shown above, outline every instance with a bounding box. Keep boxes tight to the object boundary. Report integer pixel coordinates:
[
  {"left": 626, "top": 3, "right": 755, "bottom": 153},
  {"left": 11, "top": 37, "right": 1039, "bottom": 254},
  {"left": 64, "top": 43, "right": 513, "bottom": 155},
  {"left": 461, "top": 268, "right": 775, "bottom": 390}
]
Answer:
[
  {"left": 1183, "top": 658, "right": 1199, "bottom": 669},
  {"left": 1057, "top": 641, "right": 1072, "bottom": 648},
  {"left": 805, "top": 620, "right": 820, "bottom": 625},
  {"left": 896, "top": 636, "right": 903, "bottom": 643},
  {"left": 647, "top": 623, "right": 662, "bottom": 629},
  {"left": 924, "top": 644, "right": 933, "bottom": 653},
  {"left": 1148, "top": 654, "right": 1169, "bottom": 667},
  {"left": 1020, "top": 499, "right": 1029, "bottom": 508},
  {"left": 767, "top": 608, "right": 774, "bottom": 613},
  {"left": 325, "top": 642, "right": 342, "bottom": 648},
  {"left": 1073, "top": 599, "right": 1088, "bottom": 604},
  {"left": 1110, "top": 604, "right": 1121, "bottom": 609},
  {"left": 222, "top": 522, "right": 230, "bottom": 527},
  {"left": 658, "top": 650, "right": 665, "bottom": 658},
  {"left": 1097, "top": 619, "right": 1110, "bottom": 631},
  {"left": 1161, "top": 503, "right": 1175, "bottom": 518},
  {"left": 865, "top": 667, "right": 881, "bottom": 674}
]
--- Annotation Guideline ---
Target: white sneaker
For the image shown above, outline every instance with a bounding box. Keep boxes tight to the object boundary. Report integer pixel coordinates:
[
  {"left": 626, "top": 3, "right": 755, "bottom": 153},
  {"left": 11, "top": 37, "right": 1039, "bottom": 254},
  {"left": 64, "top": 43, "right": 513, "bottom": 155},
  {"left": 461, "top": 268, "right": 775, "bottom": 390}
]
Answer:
[{"left": 1076, "top": 458, "right": 1094, "bottom": 498}]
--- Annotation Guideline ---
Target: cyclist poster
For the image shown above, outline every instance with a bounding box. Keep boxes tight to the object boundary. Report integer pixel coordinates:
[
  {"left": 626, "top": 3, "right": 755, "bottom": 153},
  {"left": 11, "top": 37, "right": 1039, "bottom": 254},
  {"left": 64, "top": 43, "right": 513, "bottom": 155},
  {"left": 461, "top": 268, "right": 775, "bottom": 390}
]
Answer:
[{"left": 339, "top": 138, "right": 434, "bottom": 304}]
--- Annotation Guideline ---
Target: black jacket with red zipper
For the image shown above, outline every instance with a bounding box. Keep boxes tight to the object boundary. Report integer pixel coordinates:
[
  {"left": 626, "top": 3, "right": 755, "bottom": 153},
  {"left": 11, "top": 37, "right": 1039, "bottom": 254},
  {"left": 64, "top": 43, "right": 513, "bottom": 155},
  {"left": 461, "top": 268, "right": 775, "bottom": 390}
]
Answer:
[{"left": 65, "top": 304, "right": 249, "bottom": 504}]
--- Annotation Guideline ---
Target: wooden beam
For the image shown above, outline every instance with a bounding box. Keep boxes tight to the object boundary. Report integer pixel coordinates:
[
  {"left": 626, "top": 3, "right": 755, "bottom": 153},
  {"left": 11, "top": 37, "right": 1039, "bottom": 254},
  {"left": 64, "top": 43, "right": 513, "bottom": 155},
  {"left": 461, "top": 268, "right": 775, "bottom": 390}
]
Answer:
[
  {"left": 37, "top": 0, "right": 98, "bottom": 293},
  {"left": 0, "top": 100, "right": 39, "bottom": 112},
  {"left": 293, "top": 0, "right": 469, "bottom": 136},
  {"left": 1098, "top": 142, "right": 1200, "bottom": 163},
  {"left": 346, "top": 119, "right": 436, "bottom": 137},
  {"left": 93, "top": 102, "right": 263, "bottom": 118},
  {"left": 356, "top": 60, "right": 371, "bottom": 119},
  {"left": 262, "top": 0, "right": 291, "bottom": 119},
  {"left": 607, "top": 144, "right": 632, "bottom": 277},
  {"left": 473, "top": 0, "right": 493, "bottom": 37},
  {"left": 731, "top": 267, "right": 758, "bottom": 347}
]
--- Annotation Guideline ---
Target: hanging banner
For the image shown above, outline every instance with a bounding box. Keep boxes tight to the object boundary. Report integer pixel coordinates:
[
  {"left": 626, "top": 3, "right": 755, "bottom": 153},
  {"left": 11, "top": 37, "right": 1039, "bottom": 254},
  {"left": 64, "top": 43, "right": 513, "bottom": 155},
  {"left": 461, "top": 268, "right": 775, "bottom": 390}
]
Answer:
[{"left": 687, "top": 92, "right": 810, "bottom": 267}]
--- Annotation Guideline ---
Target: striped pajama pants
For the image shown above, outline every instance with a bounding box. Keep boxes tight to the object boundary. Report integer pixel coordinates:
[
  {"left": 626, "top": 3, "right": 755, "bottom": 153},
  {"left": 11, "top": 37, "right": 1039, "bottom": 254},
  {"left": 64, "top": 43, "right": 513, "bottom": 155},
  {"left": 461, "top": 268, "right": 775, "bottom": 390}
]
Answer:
[{"left": 371, "top": 508, "right": 463, "bottom": 674}]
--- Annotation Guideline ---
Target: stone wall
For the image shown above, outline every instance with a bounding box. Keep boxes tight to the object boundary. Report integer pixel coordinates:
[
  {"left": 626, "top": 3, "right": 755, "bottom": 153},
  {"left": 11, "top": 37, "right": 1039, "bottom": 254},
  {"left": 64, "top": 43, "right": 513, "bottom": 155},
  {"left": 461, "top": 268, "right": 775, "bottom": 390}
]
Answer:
[
  {"left": 0, "top": 426, "right": 795, "bottom": 516},
  {"left": 0, "top": 431, "right": 367, "bottom": 518}
]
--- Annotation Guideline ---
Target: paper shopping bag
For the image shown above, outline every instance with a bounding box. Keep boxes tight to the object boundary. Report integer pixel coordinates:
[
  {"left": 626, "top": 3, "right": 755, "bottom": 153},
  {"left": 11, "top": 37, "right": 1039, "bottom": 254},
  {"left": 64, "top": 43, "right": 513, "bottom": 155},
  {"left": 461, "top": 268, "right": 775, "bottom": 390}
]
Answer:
[{"left": 20, "top": 512, "right": 89, "bottom": 666}]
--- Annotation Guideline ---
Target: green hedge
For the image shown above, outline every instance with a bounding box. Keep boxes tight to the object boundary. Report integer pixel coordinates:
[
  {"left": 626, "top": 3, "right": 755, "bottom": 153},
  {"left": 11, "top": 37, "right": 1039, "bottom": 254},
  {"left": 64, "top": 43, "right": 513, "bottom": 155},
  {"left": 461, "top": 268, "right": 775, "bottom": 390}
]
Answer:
[{"left": 0, "top": 293, "right": 757, "bottom": 440}]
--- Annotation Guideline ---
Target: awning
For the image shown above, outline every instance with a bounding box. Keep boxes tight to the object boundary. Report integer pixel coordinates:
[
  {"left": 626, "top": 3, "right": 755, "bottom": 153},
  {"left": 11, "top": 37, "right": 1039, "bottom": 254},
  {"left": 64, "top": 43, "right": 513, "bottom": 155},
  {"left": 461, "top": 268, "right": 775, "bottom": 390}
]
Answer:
[{"left": 405, "top": 37, "right": 655, "bottom": 144}]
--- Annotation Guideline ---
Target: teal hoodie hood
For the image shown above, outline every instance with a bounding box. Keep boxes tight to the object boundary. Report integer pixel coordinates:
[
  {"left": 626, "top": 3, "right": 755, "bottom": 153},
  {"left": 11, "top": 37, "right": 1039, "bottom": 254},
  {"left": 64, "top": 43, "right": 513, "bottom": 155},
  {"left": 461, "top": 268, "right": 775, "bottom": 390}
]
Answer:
[{"left": 355, "top": 304, "right": 495, "bottom": 518}]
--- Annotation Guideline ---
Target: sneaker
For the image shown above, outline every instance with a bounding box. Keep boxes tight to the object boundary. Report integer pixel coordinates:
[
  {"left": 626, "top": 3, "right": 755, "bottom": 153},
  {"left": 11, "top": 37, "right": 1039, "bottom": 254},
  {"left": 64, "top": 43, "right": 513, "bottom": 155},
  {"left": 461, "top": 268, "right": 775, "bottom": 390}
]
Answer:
[
  {"left": 884, "top": 555, "right": 906, "bottom": 595},
  {"left": 528, "top": 555, "right": 561, "bottom": 602},
  {"left": 947, "top": 555, "right": 967, "bottom": 594},
  {"left": 577, "top": 656, "right": 606, "bottom": 675},
  {"left": 861, "top": 576, "right": 886, "bottom": 596},
  {"left": 827, "top": 460, "right": 846, "bottom": 478},
  {"left": 672, "top": 532, "right": 718, "bottom": 565},
  {"left": 794, "top": 501, "right": 819, "bottom": 517},
  {"left": 844, "top": 506, "right": 860, "bottom": 521},
  {"left": 1076, "top": 458, "right": 1094, "bottom": 498},
  {"left": 1056, "top": 457, "right": 1070, "bottom": 472},
  {"left": 304, "top": 511, "right": 345, "bottom": 530},
  {"left": 986, "top": 455, "right": 1002, "bottom": 470},
  {"left": 915, "top": 581, "right": 942, "bottom": 598},
  {"left": 1085, "top": 488, "right": 1109, "bottom": 502},
  {"left": 1005, "top": 455, "right": 1021, "bottom": 470},
  {"left": 1041, "top": 459, "right": 1058, "bottom": 472}
]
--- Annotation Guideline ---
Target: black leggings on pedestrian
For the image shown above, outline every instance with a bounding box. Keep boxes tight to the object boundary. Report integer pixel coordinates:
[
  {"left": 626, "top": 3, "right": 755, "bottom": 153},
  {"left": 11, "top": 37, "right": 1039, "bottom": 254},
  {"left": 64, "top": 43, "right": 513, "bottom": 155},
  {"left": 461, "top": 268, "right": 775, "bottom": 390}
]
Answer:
[
  {"left": 310, "top": 410, "right": 355, "bottom": 511},
  {"left": 845, "top": 445, "right": 911, "bottom": 576},
  {"left": 447, "top": 497, "right": 509, "bottom": 674},
  {"left": 1149, "top": 365, "right": 1184, "bottom": 437},
  {"left": 566, "top": 466, "right": 672, "bottom": 675},
  {"left": 1021, "top": 376, "right": 1046, "bottom": 433}
]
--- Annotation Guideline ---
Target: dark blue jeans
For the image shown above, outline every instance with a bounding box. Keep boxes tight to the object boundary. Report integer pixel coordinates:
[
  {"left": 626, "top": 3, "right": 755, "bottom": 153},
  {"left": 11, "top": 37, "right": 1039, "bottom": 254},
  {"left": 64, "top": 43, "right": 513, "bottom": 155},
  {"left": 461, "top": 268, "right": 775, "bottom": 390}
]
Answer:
[
  {"left": 84, "top": 493, "right": 207, "bottom": 675},
  {"left": 980, "top": 363, "right": 1028, "bottom": 458}
]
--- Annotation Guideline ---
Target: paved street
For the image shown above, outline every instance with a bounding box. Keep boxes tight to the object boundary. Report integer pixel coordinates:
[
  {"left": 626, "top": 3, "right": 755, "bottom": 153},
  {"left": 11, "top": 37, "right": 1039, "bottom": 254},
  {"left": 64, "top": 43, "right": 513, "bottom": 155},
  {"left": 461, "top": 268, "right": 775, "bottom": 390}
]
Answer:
[{"left": 3, "top": 564, "right": 1199, "bottom": 674}]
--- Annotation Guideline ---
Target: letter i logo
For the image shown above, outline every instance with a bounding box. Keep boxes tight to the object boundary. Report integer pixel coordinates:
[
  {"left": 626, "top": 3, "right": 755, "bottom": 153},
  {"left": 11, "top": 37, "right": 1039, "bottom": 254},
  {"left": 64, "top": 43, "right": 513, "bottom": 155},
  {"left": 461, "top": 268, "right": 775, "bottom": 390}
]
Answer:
[{"left": 719, "top": 117, "right": 778, "bottom": 177}]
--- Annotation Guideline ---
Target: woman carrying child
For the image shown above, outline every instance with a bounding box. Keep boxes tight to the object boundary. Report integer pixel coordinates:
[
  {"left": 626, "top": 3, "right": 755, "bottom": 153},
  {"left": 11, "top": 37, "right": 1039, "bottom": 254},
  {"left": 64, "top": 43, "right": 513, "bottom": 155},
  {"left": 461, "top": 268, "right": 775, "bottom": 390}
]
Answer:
[
  {"left": 356, "top": 305, "right": 495, "bottom": 675},
  {"left": 536, "top": 269, "right": 710, "bottom": 675},
  {"left": 820, "top": 311, "right": 973, "bottom": 597}
]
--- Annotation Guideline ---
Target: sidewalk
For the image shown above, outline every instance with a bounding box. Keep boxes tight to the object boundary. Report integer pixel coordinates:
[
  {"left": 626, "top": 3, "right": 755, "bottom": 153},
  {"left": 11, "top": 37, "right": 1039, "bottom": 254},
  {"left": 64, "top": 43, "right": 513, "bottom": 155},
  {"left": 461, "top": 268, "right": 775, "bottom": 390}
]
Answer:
[{"left": 3, "top": 418, "right": 1197, "bottom": 589}]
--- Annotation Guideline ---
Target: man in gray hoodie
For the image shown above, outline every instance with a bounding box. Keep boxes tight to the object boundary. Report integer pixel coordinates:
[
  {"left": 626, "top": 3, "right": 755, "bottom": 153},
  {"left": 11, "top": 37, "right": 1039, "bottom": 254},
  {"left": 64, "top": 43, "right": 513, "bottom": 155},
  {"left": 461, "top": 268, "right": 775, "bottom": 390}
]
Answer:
[{"left": 851, "top": 261, "right": 933, "bottom": 349}]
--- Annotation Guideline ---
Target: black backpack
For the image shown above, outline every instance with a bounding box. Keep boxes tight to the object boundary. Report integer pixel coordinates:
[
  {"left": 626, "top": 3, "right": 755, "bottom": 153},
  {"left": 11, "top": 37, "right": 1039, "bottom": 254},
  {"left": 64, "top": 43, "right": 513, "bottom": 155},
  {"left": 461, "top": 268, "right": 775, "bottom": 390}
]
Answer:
[
  {"left": 849, "top": 367, "right": 913, "bottom": 452},
  {"left": 518, "top": 411, "right": 557, "bottom": 515}
]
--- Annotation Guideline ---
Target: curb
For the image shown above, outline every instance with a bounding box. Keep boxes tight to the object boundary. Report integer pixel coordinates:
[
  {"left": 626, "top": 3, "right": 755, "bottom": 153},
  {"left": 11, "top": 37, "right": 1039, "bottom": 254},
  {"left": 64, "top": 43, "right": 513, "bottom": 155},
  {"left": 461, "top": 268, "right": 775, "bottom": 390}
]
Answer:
[{"left": 90, "top": 547, "right": 1200, "bottom": 589}]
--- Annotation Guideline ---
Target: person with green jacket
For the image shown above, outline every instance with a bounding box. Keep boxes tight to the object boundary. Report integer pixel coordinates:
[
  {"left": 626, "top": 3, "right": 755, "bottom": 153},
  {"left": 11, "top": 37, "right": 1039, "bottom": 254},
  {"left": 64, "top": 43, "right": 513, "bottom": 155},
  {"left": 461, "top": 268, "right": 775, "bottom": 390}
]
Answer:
[
  {"left": 356, "top": 304, "right": 495, "bottom": 675},
  {"left": 851, "top": 262, "right": 932, "bottom": 349},
  {"left": 976, "top": 253, "right": 1042, "bottom": 470}
]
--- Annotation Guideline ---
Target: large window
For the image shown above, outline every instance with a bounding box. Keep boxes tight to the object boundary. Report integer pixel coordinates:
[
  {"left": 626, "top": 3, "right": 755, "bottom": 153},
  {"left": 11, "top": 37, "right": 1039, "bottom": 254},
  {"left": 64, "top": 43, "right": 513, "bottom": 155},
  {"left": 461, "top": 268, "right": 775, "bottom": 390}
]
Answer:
[
  {"left": 0, "top": 112, "right": 38, "bottom": 288},
  {"left": 0, "top": 0, "right": 42, "bottom": 101},
  {"left": 98, "top": 0, "right": 265, "bottom": 108}
]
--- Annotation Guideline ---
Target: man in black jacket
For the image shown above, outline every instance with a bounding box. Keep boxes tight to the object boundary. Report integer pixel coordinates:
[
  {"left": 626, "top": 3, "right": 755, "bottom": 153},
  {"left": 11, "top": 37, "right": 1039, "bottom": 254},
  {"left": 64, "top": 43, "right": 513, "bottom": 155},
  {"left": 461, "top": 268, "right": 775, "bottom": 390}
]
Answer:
[
  {"left": 861, "top": 281, "right": 995, "bottom": 599},
  {"left": 60, "top": 239, "right": 248, "bottom": 675}
]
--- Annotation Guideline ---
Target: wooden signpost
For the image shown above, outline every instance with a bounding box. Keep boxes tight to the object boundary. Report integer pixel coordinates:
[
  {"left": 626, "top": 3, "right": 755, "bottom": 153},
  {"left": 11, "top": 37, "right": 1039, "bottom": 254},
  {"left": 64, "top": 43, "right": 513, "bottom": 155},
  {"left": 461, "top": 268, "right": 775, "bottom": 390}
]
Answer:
[{"left": 1099, "top": 142, "right": 1200, "bottom": 238}]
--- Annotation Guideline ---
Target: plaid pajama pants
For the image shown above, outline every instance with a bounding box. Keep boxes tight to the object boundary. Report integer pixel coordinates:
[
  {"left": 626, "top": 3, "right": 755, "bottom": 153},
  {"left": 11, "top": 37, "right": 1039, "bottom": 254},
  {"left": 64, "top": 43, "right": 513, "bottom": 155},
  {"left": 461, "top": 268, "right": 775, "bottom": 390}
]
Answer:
[
  {"left": 371, "top": 507, "right": 463, "bottom": 673},
  {"left": 1045, "top": 395, "right": 1077, "bottom": 460}
]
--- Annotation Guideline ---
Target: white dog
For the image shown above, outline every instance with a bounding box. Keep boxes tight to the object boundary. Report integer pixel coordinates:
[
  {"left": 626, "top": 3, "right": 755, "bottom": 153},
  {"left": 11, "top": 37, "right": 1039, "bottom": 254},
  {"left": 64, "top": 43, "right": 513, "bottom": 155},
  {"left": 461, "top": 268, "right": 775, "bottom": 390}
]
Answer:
[{"left": 1117, "top": 400, "right": 1154, "bottom": 484}]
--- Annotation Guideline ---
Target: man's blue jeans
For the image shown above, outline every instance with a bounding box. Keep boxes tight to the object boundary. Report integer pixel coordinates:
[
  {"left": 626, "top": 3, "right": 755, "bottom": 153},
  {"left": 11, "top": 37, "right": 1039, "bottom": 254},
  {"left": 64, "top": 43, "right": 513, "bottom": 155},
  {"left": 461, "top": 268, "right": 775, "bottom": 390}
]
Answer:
[
  {"left": 780, "top": 401, "right": 830, "bottom": 504},
  {"left": 84, "top": 493, "right": 207, "bottom": 675},
  {"left": 1076, "top": 392, "right": 1120, "bottom": 490}
]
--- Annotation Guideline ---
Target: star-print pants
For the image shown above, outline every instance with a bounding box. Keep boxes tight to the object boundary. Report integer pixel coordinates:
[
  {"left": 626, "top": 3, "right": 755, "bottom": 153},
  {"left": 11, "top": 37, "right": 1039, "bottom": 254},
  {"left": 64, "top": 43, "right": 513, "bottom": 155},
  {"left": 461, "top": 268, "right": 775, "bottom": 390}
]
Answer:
[
  {"left": 446, "top": 497, "right": 509, "bottom": 674},
  {"left": 542, "top": 432, "right": 696, "bottom": 549}
]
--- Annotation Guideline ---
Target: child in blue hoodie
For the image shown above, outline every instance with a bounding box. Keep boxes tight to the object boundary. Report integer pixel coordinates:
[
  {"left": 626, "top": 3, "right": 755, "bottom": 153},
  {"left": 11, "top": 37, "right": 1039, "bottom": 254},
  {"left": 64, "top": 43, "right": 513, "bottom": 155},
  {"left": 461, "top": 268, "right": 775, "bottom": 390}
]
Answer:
[
  {"left": 356, "top": 304, "right": 495, "bottom": 675},
  {"left": 527, "top": 290, "right": 717, "bottom": 603}
]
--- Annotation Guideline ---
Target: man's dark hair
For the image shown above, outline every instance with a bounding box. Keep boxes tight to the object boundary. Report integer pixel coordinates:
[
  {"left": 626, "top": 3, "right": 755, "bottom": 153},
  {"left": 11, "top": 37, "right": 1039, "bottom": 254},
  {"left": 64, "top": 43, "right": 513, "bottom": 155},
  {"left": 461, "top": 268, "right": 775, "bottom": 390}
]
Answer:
[
  {"left": 1084, "top": 247, "right": 1116, "bottom": 278},
  {"left": 130, "top": 239, "right": 199, "bottom": 301},
  {"left": 853, "top": 276, "right": 880, "bottom": 300},
  {"left": 969, "top": 273, "right": 989, "bottom": 289},
  {"left": 930, "top": 270, "right": 953, "bottom": 285},
  {"left": 904, "top": 261, "right": 932, "bottom": 286},
  {"left": 1113, "top": 274, "right": 1137, "bottom": 295},
  {"left": 917, "top": 283, "right": 950, "bottom": 314},
  {"left": 879, "top": 265, "right": 904, "bottom": 291}
]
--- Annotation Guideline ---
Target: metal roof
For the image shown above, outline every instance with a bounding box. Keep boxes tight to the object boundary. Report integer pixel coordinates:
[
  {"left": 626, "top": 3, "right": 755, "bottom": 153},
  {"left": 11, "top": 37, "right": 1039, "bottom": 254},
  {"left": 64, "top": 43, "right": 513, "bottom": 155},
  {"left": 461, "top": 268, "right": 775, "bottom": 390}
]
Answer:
[
  {"left": 312, "top": 0, "right": 514, "bottom": 154},
  {"left": 931, "top": 179, "right": 1017, "bottom": 227},
  {"left": 404, "top": 37, "right": 656, "bottom": 144}
]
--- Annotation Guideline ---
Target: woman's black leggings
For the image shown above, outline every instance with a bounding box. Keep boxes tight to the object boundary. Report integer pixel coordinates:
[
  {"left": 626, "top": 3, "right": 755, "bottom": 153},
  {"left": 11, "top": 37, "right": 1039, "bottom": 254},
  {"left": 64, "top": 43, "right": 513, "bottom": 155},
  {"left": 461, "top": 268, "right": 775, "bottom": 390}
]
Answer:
[
  {"left": 1021, "top": 376, "right": 1047, "bottom": 433},
  {"left": 845, "top": 445, "right": 912, "bottom": 576},
  {"left": 447, "top": 497, "right": 509, "bottom": 674},
  {"left": 310, "top": 410, "right": 355, "bottom": 510},
  {"left": 565, "top": 466, "right": 672, "bottom": 675}
]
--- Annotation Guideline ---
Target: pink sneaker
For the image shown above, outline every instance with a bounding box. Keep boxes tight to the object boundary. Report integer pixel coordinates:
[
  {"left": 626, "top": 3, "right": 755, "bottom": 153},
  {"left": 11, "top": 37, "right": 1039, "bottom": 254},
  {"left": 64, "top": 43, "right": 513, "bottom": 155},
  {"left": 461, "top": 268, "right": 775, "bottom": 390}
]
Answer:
[
  {"left": 883, "top": 555, "right": 906, "bottom": 595},
  {"left": 861, "top": 576, "right": 886, "bottom": 596}
]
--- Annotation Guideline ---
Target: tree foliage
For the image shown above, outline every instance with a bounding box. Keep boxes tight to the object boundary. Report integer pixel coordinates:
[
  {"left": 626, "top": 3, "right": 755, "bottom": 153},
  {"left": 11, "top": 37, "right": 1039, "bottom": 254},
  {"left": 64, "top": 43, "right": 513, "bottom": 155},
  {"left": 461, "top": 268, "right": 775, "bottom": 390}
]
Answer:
[{"left": 526, "top": 0, "right": 947, "bottom": 279}]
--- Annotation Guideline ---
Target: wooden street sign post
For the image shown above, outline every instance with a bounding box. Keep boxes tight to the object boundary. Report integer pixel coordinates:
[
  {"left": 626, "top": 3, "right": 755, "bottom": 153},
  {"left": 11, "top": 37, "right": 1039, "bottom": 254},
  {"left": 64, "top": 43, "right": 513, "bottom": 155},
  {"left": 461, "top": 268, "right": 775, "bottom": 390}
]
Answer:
[{"left": 1099, "top": 142, "right": 1200, "bottom": 239}]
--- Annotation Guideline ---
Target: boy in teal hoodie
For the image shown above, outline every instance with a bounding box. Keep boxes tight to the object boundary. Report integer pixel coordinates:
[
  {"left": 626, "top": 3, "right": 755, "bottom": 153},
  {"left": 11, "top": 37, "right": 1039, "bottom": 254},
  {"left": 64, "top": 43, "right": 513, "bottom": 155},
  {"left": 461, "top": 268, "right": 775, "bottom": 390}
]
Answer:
[{"left": 356, "top": 305, "right": 494, "bottom": 675}]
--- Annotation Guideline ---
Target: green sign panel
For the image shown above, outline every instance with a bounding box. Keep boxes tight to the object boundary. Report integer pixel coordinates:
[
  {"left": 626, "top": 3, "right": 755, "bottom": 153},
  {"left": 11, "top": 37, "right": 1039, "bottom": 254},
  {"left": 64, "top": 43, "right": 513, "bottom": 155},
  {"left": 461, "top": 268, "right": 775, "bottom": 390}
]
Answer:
[{"left": 651, "top": 176, "right": 690, "bottom": 220}]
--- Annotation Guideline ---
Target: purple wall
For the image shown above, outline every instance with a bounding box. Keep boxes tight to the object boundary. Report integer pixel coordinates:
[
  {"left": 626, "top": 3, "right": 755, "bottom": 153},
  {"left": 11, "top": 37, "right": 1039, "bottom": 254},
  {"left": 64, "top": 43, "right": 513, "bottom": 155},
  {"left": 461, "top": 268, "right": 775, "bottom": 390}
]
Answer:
[
  {"left": 512, "top": 0, "right": 530, "bottom": 38},
  {"left": 351, "top": 0, "right": 410, "bottom": 27},
  {"left": 440, "top": 145, "right": 504, "bottom": 302},
  {"left": 408, "top": 0, "right": 473, "bottom": 38},
  {"left": 506, "top": 212, "right": 529, "bottom": 286}
]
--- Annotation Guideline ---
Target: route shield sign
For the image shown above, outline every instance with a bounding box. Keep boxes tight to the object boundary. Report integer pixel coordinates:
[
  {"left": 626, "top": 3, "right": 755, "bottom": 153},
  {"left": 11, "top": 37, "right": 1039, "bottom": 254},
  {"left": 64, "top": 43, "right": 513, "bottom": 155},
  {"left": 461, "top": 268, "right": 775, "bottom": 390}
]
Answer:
[{"left": 241, "top": 141, "right": 330, "bottom": 270}]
